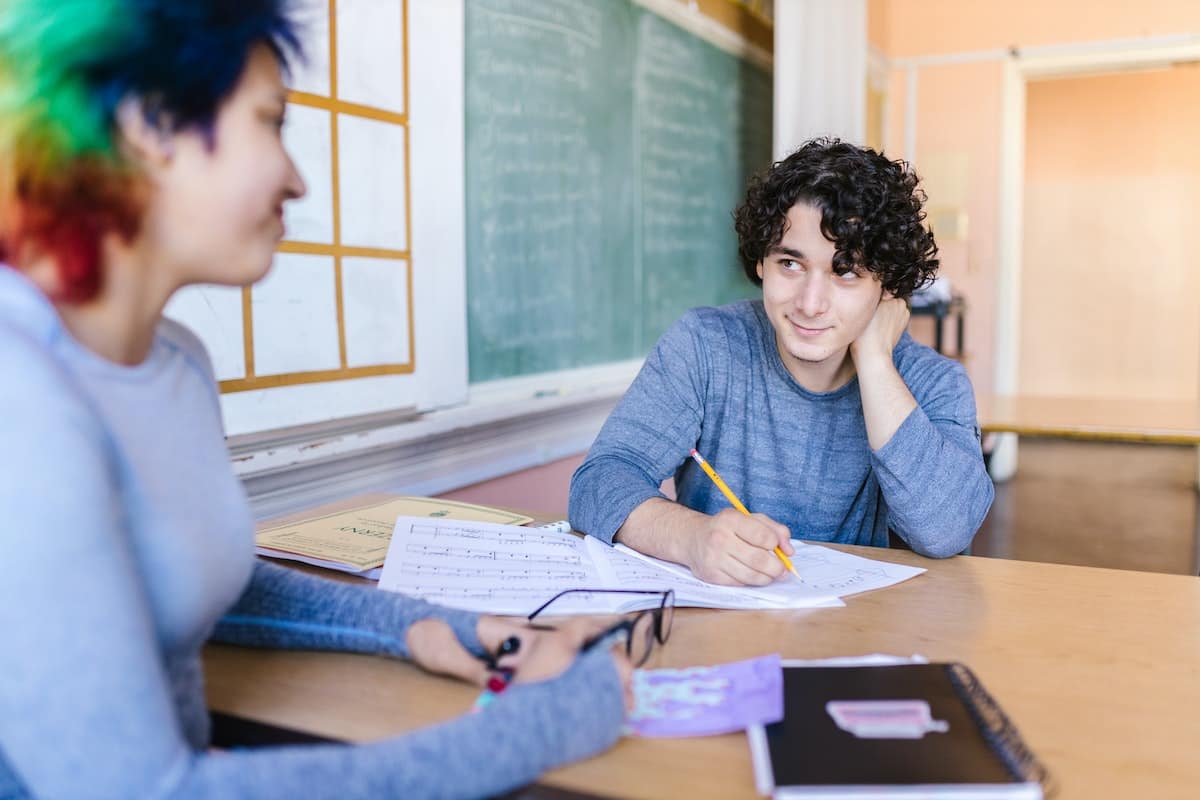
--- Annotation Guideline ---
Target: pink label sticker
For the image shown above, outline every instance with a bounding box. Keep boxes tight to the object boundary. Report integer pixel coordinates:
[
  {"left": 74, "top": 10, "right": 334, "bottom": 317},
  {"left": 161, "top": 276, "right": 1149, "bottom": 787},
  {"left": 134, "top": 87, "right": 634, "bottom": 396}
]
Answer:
[{"left": 826, "top": 700, "right": 949, "bottom": 739}]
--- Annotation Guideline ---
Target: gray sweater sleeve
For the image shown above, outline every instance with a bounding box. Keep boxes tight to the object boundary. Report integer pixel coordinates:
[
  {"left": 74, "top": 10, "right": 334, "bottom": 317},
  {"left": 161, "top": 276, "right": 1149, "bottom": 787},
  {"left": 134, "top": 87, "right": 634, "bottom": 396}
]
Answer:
[
  {"left": 174, "top": 647, "right": 626, "bottom": 800},
  {"left": 213, "top": 560, "right": 485, "bottom": 658},
  {"left": 0, "top": 345, "right": 625, "bottom": 800},
  {"left": 871, "top": 360, "right": 994, "bottom": 558},
  {"left": 569, "top": 314, "right": 708, "bottom": 544}
]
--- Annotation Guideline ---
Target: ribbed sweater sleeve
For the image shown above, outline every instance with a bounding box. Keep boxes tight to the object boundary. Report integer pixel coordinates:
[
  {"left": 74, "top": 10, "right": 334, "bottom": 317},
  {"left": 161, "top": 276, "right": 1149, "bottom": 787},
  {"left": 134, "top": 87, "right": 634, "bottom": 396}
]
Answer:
[{"left": 213, "top": 561, "right": 484, "bottom": 658}]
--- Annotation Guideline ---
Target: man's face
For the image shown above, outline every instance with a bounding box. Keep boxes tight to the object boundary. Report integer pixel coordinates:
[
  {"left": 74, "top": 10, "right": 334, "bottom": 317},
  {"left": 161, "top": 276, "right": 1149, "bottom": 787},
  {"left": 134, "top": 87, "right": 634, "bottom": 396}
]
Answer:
[{"left": 756, "top": 203, "right": 883, "bottom": 384}]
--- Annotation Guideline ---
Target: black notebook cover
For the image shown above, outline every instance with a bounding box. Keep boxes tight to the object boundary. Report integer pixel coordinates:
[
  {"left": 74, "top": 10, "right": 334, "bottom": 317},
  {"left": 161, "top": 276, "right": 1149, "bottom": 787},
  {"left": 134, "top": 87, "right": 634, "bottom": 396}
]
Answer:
[
  {"left": 209, "top": 711, "right": 342, "bottom": 748},
  {"left": 760, "top": 663, "right": 1049, "bottom": 796}
]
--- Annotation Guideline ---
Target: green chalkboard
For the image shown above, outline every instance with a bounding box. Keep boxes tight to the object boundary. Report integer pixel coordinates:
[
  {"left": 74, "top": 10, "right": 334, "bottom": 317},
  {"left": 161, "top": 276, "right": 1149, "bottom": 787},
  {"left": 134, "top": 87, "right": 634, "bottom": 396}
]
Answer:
[{"left": 465, "top": 0, "right": 772, "bottom": 382}]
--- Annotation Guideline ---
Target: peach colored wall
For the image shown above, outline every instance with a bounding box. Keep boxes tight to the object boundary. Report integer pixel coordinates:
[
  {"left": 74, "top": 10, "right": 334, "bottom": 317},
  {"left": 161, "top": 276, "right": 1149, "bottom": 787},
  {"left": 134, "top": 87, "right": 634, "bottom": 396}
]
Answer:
[
  {"left": 1019, "top": 65, "right": 1200, "bottom": 402},
  {"left": 884, "top": 60, "right": 1005, "bottom": 393},
  {"left": 877, "top": 0, "right": 1200, "bottom": 57},
  {"left": 438, "top": 454, "right": 585, "bottom": 516},
  {"left": 867, "top": 0, "right": 889, "bottom": 51},
  {"left": 872, "top": 0, "right": 1200, "bottom": 397},
  {"left": 439, "top": 452, "right": 677, "bottom": 515}
]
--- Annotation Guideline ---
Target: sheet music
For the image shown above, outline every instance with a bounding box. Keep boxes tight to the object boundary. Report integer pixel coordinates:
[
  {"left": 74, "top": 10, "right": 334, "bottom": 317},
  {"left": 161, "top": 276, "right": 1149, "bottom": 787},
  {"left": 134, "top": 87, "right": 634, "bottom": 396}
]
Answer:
[
  {"left": 378, "top": 517, "right": 917, "bottom": 615},
  {"left": 379, "top": 517, "right": 624, "bottom": 615},
  {"left": 613, "top": 542, "right": 924, "bottom": 607},
  {"left": 588, "top": 538, "right": 842, "bottom": 610}
]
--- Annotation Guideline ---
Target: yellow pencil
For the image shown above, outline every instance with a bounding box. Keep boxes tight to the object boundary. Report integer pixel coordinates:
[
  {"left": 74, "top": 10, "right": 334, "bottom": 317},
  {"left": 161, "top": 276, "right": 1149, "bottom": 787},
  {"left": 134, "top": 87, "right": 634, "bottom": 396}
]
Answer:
[{"left": 688, "top": 448, "right": 801, "bottom": 580}]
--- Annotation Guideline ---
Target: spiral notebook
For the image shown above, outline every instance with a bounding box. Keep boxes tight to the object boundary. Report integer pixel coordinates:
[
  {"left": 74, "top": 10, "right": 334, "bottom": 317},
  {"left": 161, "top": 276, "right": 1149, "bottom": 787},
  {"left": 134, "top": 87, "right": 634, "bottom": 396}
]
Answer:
[{"left": 747, "top": 663, "right": 1051, "bottom": 799}]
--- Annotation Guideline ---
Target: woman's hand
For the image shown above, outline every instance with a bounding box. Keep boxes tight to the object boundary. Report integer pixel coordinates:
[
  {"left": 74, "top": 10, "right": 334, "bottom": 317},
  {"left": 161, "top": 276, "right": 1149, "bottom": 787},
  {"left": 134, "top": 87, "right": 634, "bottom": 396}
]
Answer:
[
  {"left": 405, "top": 618, "right": 491, "bottom": 685},
  {"left": 407, "top": 615, "right": 635, "bottom": 708}
]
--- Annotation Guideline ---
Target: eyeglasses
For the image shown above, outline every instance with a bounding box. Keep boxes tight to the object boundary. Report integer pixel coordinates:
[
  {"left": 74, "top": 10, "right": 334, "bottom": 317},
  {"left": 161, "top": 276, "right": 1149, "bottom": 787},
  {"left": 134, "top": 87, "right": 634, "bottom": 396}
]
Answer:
[{"left": 526, "top": 588, "right": 675, "bottom": 668}]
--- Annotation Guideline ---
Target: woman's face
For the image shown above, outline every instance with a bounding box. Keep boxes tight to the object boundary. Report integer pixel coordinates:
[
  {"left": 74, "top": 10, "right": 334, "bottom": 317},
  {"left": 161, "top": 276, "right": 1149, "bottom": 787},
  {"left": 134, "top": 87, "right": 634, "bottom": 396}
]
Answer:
[{"left": 148, "top": 42, "right": 305, "bottom": 289}]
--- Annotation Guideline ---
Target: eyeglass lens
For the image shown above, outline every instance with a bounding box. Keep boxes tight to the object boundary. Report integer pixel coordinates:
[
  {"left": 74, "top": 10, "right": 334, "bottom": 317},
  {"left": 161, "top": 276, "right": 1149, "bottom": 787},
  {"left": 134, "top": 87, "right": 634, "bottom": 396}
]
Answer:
[
  {"left": 657, "top": 597, "right": 674, "bottom": 642},
  {"left": 628, "top": 612, "right": 658, "bottom": 667}
]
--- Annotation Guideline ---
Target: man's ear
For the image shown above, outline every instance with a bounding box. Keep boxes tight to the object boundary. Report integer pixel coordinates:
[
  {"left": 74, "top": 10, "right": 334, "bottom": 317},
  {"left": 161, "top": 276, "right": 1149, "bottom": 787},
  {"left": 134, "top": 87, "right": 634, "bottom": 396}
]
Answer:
[
  {"left": 755, "top": 260, "right": 764, "bottom": 281},
  {"left": 113, "top": 97, "right": 175, "bottom": 170}
]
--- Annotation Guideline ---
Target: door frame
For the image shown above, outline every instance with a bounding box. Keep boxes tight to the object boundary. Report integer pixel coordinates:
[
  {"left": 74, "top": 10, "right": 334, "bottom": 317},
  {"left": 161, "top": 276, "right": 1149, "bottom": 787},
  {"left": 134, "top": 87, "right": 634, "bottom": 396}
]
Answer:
[{"left": 990, "top": 35, "right": 1200, "bottom": 478}]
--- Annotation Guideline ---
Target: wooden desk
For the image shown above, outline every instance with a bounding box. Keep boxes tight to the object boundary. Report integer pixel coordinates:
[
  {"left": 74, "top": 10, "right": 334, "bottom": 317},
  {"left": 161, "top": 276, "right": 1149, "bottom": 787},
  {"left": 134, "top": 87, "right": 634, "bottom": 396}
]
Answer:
[
  {"left": 977, "top": 393, "right": 1200, "bottom": 444},
  {"left": 206, "top": 498, "right": 1200, "bottom": 800}
]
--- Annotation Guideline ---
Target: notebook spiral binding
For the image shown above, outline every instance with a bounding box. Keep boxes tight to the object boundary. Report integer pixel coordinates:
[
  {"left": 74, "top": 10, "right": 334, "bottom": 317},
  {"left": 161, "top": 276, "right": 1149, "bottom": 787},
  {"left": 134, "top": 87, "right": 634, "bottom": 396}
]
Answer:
[{"left": 945, "top": 662, "right": 1058, "bottom": 798}]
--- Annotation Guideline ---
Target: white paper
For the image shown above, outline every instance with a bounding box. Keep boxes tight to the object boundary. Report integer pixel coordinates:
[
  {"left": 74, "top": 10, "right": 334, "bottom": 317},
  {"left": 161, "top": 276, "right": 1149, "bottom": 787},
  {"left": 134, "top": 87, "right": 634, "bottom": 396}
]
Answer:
[
  {"left": 378, "top": 517, "right": 853, "bottom": 614},
  {"left": 255, "top": 547, "right": 382, "bottom": 580},
  {"left": 594, "top": 538, "right": 842, "bottom": 610},
  {"left": 615, "top": 541, "right": 925, "bottom": 606},
  {"left": 378, "top": 517, "right": 606, "bottom": 615}
]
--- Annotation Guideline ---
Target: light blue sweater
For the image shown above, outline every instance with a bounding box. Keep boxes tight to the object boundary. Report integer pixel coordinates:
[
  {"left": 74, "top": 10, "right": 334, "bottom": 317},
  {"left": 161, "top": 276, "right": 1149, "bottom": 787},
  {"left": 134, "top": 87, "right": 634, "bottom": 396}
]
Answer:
[
  {"left": 570, "top": 301, "right": 993, "bottom": 558},
  {"left": 0, "top": 266, "right": 624, "bottom": 800}
]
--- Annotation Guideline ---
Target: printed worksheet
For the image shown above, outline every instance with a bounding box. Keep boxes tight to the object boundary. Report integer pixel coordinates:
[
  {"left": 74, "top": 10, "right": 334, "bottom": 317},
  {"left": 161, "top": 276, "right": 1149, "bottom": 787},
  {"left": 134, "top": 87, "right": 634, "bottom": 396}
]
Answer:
[
  {"left": 614, "top": 542, "right": 925, "bottom": 605},
  {"left": 378, "top": 517, "right": 850, "bottom": 614},
  {"left": 378, "top": 518, "right": 605, "bottom": 614},
  {"left": 590, "top": 538, "right": 843, "bottom": 610}
]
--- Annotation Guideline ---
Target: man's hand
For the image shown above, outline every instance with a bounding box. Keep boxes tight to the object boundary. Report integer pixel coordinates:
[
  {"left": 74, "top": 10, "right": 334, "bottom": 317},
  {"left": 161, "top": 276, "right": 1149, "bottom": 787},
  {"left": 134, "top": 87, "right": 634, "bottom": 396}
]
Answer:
[
  {"left": 680, "top": 507, "right": 794, "bottom": 586},
  {"left": 848, "top": 293, "right": 918, "bottom": 450},
  {"left": 850, "top": 294, "right": 909, "bottom": 365}
]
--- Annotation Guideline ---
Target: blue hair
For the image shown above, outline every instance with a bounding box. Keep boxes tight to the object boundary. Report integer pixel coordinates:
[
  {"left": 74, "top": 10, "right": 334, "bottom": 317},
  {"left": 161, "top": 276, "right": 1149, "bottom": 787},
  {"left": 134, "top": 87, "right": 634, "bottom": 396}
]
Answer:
[{"left": 86, "top": 0, "right": 305, "bottom": 134}]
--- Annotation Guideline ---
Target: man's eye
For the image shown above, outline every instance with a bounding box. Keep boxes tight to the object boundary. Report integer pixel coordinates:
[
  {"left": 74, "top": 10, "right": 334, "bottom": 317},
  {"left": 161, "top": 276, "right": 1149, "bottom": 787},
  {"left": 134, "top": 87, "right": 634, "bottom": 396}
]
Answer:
[{"left": 780, "top": 259, "right": 802, "bottom": 272}]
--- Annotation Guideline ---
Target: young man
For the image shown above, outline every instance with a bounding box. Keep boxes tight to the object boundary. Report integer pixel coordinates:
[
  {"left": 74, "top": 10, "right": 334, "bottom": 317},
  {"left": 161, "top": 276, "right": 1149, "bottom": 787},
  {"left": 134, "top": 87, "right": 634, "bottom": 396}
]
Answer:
[{"left": 568, "top": 138, "right": 993, "bottom": 587}]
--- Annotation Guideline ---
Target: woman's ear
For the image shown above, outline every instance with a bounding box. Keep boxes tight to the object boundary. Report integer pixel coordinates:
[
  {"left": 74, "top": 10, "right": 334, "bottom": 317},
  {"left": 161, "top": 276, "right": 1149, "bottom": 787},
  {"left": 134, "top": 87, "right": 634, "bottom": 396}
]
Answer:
[{"left": 113, "top": 97, "right": 175, "bottom": 170}]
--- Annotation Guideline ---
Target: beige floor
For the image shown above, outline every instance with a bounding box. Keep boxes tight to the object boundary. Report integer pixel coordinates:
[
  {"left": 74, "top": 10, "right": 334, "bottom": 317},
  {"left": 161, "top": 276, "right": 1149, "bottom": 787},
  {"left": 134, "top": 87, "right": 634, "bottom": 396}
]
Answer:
[{"left": 973, "top": 438, "right": 1199, "bottom": 575}]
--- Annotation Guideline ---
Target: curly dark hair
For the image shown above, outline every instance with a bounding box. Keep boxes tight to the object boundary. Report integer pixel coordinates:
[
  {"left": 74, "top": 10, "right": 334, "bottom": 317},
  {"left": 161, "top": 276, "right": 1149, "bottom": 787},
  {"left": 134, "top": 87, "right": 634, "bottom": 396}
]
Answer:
[{"left": 733, "top": 138, "right": 938, "bottom": 299}]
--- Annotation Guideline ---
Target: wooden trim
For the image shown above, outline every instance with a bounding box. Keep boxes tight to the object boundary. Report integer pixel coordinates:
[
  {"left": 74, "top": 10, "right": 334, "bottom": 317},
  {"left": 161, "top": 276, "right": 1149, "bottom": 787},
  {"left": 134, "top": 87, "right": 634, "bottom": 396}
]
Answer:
[
  {"left": 241, "top": 285, "right": 255, "bottom": 378},
  {"left": 402, "top": 0, "right": 410, "bottom": 118},
  {"left": 692, "top": 0, "right": 773, "bottom": 54},
  {"left": 979, "top": 423, "right": 1200, "bottom": 446},
  {"left": 402, "top": 0, "right": 415, "bottom": 371},
  {"left": 287, "top": 91, "right": 408, "bottom": 126},
  {"left": 219, "top": 363, "right": 414, "bottom": 393},
  {"left": 278, "top": 241, "right": 410, "bottom": 260},
  {"left": 334, "top": 252, "right": 347, "bottom": 368},
  {"left": 325, "top": 0, "right": 338, "bottom": 102},
  {"left": 977, "top": 394, "right": 1200, "bottom": 444},
  {"left": 328, "top": 0, "right": 346, "bottom": 369}
]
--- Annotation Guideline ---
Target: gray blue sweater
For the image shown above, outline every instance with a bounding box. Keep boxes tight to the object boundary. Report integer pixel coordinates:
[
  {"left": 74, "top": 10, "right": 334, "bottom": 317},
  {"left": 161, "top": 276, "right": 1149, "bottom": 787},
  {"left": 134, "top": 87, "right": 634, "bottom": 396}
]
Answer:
[
  {"left": 569, "top": 301, "right": 993, "bottom": 558},
  {"left": 0, "top": 266, "right": 624, "bottom": 800}
]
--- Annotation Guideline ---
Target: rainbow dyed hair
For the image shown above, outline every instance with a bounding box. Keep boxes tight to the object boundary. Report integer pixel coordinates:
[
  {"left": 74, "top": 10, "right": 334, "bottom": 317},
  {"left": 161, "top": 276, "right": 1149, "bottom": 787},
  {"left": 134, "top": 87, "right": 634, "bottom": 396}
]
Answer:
[{"left": 0, "top": 0, "right": 301, "bottom": 301}]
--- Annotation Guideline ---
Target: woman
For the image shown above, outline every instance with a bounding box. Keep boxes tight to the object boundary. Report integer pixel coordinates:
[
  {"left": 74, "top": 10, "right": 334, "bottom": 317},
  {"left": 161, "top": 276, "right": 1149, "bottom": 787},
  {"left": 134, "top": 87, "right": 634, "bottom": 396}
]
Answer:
[{"left": 0, "top": 2, "right": 629, "bottom": 798}]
